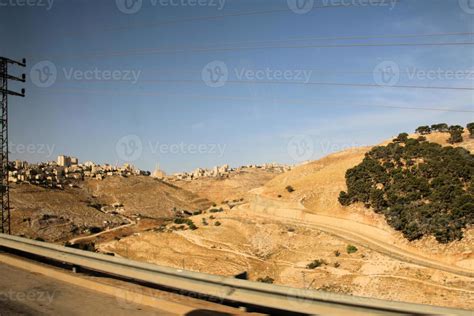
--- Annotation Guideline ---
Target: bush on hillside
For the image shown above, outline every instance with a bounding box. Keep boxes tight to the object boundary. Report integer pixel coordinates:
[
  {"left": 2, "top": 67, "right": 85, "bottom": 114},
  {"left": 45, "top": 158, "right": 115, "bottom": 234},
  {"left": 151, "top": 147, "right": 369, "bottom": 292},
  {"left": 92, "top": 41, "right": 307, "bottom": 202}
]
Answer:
[
  {"left": 431, "top": 123, "right": 449, "bottom": 132},
  {"left": 467, "top": 122, "right": 474, "bottom": 138},
  {"left": 339, "top": 135, "right": 474, "bottom": 243},
  {"left": 346, "top": 245, "right": 358, "bottom": 254},
  {"left": 415, "top": 126, "right": 431, "bottom": 135}
]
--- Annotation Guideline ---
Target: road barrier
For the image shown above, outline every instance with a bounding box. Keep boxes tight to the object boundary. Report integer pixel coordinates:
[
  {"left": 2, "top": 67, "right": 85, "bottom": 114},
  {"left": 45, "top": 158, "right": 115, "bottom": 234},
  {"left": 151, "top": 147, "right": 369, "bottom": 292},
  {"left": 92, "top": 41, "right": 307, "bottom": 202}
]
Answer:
[{"left": 0, "top": 233, "right": 470, "bottom": 315}]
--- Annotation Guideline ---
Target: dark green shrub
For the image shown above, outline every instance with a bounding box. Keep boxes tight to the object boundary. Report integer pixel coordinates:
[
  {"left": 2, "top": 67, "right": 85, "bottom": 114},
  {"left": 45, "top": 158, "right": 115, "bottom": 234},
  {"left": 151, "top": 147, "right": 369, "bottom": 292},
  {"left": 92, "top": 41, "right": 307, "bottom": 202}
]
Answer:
[
  {"left": 209, "top": 208, "right": 223, "bottom": 213},
  {"left": 415, "top": 126, "right": 431, "bottom": 135},
  {"left": 257, "top": 276, "right": 274, "bottom": 284},
  {"left": 339, "top": 134, "right": 474, "bottom": 243},
  {"left": 346, "top": 245, "right": 358, "bottom": 254},
  {"left": 306, "top": 259, "right": 327, "bottom": 269}
]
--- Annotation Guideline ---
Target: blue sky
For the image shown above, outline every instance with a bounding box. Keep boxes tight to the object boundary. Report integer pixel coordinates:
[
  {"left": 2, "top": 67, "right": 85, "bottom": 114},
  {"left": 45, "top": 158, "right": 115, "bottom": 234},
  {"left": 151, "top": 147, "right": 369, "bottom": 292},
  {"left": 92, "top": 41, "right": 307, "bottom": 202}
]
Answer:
[{"left": 0, "top": 0, "right": 473, "bottom": 173}]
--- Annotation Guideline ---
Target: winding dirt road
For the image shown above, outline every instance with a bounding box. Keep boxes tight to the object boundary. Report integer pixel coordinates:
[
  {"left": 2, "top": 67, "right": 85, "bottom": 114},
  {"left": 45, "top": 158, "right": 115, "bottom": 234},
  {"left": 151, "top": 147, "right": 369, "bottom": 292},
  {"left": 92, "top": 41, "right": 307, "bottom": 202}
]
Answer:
[{"left": 237, "top": 194, "right": 474, "bottom": 278}]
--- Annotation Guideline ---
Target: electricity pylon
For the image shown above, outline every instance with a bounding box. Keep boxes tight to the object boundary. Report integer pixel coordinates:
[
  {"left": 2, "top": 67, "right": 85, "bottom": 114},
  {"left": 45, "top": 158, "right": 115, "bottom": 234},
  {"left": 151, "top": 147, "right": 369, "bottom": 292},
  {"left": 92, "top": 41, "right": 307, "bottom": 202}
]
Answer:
[{"left": 0, "top": 57, "right": 26, "bottom": 234}]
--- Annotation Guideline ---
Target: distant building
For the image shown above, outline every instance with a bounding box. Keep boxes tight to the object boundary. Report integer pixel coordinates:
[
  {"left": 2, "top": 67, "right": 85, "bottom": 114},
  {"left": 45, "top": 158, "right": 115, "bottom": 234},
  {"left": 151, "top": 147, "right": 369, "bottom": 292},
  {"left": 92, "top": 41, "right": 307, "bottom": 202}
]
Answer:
[
  {"left": 151, "top": 164, "right": 166, "bottom": 179},
  {"left": 57, "top": 155, "right": 71, "bottom": 167},
  {"left": 57, "top": 155, "right": 78, "bottom": 167}
]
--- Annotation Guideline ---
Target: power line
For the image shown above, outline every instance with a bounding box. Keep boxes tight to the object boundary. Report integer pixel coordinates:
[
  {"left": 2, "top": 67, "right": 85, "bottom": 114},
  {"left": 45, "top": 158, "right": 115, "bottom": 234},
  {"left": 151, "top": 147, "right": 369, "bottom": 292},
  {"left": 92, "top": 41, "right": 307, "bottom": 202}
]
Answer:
[
  {"left": 40, "top": 41, "right": 474, "bottom": 61},
  {"left": 48, "top": 78, "right": 474, "bottom": 91},
  {"left": 60, "top": 0, "right": 400, "bottom": 39},
  {"left": 33, "top": 87, "right": 474, "bottom": 113},
  {"left": 209, "top": 31, "right": 474, "bottom": 47}
]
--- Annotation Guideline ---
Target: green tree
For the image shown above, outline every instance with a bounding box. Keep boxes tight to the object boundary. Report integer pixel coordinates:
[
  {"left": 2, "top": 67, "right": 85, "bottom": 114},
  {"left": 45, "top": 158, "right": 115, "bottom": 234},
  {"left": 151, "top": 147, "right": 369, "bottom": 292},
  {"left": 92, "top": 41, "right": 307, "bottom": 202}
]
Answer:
[
  {"left": 415, "top": 126, "right": 431, "bottom": 135},
  {"left": 394, "top": 133, "right": 409, "bottom": 143},
  {"left": 467, "top": 122, "right": 474, "bottom": 139},
  {"left": 448, "top": 129, "right": 463, "bottom": 144},
  {"left": 339, "top": 130, "right": 474, "bottom": 243},
  {"left": 431, "top": 123, "right": 448, "bottom": 132}
]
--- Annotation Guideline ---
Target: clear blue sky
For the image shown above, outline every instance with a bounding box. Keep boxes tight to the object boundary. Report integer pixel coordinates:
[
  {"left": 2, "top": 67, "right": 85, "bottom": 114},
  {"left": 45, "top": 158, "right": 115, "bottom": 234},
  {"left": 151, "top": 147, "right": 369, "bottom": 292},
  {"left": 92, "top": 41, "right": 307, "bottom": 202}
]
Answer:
[{"left": 1, "top": 0, "right": 473, "bottom": 173}]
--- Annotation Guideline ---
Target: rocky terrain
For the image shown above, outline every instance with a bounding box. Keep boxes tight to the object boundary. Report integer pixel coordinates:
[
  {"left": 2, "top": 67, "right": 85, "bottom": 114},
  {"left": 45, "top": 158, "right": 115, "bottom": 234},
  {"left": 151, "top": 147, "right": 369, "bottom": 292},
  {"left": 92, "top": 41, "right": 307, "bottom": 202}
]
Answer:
[
  {"left": 10, "top": 176, "right": 211, "bottom": 242},
  {"left": 9, "top": 128, "right": 474, "bottom": 310},
  {"left": 98, "top": 130, "right": 474, "bottom": 310}
]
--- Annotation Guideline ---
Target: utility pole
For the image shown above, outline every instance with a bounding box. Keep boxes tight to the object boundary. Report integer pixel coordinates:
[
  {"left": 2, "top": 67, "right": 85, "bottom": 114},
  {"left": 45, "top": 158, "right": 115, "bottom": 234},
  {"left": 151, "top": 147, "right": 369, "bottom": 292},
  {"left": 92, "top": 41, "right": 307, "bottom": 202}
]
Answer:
[{"left": 0, "top": 57, "right": 26, "bottom": 234}]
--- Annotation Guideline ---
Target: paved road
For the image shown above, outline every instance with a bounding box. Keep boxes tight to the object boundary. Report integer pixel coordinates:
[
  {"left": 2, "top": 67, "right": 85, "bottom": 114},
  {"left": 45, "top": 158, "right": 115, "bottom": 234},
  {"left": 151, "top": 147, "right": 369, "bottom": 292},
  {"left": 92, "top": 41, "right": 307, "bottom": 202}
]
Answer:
[{"left": 0, "top": 263, "right": 169, "bottom": 316}]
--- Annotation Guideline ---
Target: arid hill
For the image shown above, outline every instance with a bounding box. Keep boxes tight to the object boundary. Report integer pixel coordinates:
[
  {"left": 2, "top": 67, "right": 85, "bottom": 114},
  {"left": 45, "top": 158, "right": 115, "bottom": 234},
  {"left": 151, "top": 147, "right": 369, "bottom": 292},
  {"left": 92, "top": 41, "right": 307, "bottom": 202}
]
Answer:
[
  {"left": 172, "top": 167, "right": 283, "bottom": 204},
  {"left": 261, "top": 130, "right": 474, "bottom": 256},
  {"left": 10, "top": 176, "right": 212, "bottom": 242},
  {"left": 82, "top": 176, "right": 212, "bottom": 217}
]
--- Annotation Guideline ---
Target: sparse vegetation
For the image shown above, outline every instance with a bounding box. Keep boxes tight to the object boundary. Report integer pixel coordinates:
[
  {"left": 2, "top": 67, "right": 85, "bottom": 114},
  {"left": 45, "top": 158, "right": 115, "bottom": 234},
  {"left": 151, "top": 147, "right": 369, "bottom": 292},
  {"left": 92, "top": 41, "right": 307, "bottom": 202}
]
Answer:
[
  {"left": 285, "top": 185, "right": 295, "bottom": 193},
  {"left": 448, "top": 125, "right": 464, "bottom": 144},
  {"left": 467, "top": 122, "right": 474, "bottom": 138},
  {"left": 173, "top": 218, "right": 197, "bottom": 230},
  {"left": 209, "top": 208, "right": 224, "bottom": 213},
  {"left": 346, "top": 245, "right": 358, "bottom": 254},
  {"left": 257, "top": 276, "right": 275, "bottom": 284},
  {"left": 214, "top": 221, "right": 221, "bottom": 226},
  {"left": 334, "top": 262, "right": 340, "bottom": 268},
  {"left": 431, "top": 123, "right": 449, "bottom": 132},
  {"left": 334, "top": 250, "right": 340, "bottom": 257},
  {"left": 88, "top": 226, "right": 102, "bottom": 234},
  {"left": 415, "top": 125, "right": 431, "bottom": 135},
  {"left": 339, "top": 133, "right": 474, "bottom": 243},
  {"left": 306, "top": 259, "right": 327, "bottom": 269}
]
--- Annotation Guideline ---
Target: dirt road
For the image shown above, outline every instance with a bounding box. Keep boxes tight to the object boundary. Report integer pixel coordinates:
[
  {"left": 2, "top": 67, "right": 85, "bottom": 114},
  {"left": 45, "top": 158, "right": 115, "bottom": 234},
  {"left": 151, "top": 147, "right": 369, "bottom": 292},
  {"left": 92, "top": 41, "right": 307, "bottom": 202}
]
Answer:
[{"left": 238, "top": 194, "right": 474, "bottom": 278}]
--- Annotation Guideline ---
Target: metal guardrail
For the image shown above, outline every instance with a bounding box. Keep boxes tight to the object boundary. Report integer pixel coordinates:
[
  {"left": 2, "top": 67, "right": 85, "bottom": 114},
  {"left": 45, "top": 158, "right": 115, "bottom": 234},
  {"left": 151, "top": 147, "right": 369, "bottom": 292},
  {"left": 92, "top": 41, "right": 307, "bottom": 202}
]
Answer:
[{"left": 0, "top": 233, "right": 471, "bottom": 316}]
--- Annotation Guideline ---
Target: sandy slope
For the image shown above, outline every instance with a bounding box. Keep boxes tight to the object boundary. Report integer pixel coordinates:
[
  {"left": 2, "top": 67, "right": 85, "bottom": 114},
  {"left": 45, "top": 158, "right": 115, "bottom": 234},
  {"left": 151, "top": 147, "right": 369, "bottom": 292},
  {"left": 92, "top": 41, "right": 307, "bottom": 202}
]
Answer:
[
  {"left": 11, "top": 176, "right": 212, "bottom": 242},
  {"left": 261, "top": 131, "right": 474, "bottom": 262},
  {"left": 172, "top": 168, "right": 282, "bottom": 204}
]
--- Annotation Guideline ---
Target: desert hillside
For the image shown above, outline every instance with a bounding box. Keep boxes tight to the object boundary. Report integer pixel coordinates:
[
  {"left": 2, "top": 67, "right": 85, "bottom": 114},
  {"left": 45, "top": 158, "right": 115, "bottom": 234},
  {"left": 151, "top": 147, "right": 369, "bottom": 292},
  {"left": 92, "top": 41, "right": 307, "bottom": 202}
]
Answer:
[
  {"left": 261, "top": 130, "right": 474, "bottom": 255},
  {"left": 172, "top": 167, "right": 282, "bottom": 204},
  {"left": 263, "top": 130, "right": 473, "bottom": 214},
  {"left": 10, "top": 176, "right": 212, "bottom": 242},
  {"left": 82, "top": 176, "right": 212, "bottom": 217}
]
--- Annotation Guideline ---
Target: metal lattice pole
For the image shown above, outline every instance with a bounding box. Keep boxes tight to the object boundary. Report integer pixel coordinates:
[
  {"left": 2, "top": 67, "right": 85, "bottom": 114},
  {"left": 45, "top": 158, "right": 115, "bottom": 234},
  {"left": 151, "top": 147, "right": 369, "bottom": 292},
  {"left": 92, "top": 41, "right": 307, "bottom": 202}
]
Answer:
[
  {"left": 0, "top": 60, "right": 8, "bottom": 234},
  {"left": 0, "top": 57, "right": 26, "bottom": 235}
]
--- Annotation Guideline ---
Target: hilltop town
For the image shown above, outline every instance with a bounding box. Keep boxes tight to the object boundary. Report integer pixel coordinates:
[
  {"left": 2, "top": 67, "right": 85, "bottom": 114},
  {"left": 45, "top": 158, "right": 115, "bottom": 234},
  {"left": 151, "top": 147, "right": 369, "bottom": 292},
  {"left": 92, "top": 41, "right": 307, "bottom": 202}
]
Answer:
[
  {"left": 8, "top": 155, "right": 150, "bottom": 189},
  {"left": 8, "top": 155, "right": 292, "bottom": 189}
]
